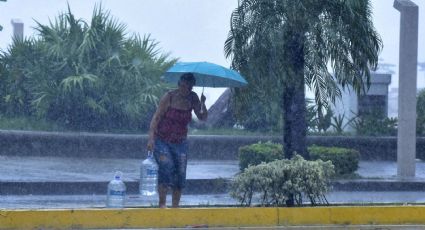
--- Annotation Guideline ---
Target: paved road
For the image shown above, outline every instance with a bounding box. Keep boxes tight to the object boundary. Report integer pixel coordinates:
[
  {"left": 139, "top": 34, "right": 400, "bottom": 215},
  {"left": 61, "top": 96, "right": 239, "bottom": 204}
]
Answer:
[
  {"left": 2, "top": 156, "right": 425, "bottom": 209},
  {"left": 2, "top": 155, "right": 425, "bottom": 182},
  {"left": 0, "top": 156, "right": 238, "bottom": 181}
]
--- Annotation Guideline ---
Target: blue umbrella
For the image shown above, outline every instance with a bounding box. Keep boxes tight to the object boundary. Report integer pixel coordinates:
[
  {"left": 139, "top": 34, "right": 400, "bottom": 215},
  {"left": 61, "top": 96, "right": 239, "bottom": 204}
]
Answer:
[{"left": 162, "top": 62, "right": 248, "bottom": 88}]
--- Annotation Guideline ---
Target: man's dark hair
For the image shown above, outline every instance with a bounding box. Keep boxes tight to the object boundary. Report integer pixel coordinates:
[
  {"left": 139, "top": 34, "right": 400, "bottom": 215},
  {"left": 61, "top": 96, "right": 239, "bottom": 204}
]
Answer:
[{"left": 179, "top": 73, "right": 196, "bottom": 87}]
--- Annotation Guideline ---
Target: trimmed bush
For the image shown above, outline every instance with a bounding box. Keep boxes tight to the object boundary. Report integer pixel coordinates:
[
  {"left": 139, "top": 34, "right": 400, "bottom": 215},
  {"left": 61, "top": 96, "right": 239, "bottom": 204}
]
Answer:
[
  {"left": 230, "top": 155, "right": 334, "bottom": 206},
  {"left": 308, "top": 145, "right": 359, "bottom": 175},
  {"left": 238, "top": 141, "right": 283, "bottom": 171}
]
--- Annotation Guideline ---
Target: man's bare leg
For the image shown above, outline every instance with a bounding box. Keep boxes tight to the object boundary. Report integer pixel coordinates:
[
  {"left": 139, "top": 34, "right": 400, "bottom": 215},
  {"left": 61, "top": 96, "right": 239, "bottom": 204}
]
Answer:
[
  {"left": 172, "top": 189, "right": 181, "bottom": 208},
  {"left": 158, "top": 184, "right": 167, "bottom": 208}
]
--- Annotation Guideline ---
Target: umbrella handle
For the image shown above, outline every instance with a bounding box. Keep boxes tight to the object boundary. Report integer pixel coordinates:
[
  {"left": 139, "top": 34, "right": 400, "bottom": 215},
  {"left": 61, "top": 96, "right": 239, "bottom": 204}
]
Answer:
[{"left": 200, "top": 87, "right": 205, "bottom": 113}]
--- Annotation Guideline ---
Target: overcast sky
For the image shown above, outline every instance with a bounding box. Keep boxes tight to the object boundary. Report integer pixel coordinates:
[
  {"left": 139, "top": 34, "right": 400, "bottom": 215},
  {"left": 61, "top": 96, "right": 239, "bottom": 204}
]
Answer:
[{"left": 1, "top": 0, "right": 424, "bottom": 108}]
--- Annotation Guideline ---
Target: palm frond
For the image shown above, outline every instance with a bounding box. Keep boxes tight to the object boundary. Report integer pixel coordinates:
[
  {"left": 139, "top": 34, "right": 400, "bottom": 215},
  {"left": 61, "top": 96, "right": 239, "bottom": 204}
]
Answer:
[
  {"left": 60, "top": 74, "right": 98, "bottom": 92},
  {"left": 86, "top": 97, "right": 107, "bottom": 114}
]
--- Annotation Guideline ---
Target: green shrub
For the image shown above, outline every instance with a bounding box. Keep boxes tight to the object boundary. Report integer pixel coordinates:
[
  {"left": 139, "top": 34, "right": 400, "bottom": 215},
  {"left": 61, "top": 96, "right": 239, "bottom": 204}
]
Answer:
[
  {"left": 230, "top": 155, "right": 334, "bottom": 206},
  {"left": 238, "top": 141, "right": 283, "bottom": 171},
  {"left": 350, "top": 111, "right": 397, "bottom": 136},
  {"left": 417, "top": 89, "right": 425, "bottom": 136},
  {"left": 308, "top": 145, "right": 359, "bottom": 175}
]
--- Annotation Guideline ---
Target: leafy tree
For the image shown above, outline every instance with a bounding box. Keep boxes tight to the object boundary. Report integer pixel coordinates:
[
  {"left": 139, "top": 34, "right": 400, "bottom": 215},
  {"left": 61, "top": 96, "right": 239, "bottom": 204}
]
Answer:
[
  {"left": 306, "top": 98, "right": 333, "bottom": 133},
  {"left": 229, "top": 29, "right": 284, "bottom": 132},
  {"left": 0, "top": 5, "right": 175, "bottom": 131},
  {"left": 225, "top": 0, "right": 382, "bottom": 159},
  {"left": 417, "top": 89, "right": 425, "bottom": 135},
  {"left": 0, "top": 37, "right": 38, "bottom": 116}
]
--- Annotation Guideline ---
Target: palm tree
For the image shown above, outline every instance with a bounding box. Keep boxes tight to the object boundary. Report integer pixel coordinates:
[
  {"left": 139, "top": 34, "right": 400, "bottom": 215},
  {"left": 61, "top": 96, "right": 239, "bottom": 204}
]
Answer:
[
  {"left": 225, "top": 0, "right": 382, "bottom": 159},
  {"left": 0, "top": 37, "right": 38, "bottom": 116},
  {"left": 1, "top": 5, "right": 175, "bottom": 131}
]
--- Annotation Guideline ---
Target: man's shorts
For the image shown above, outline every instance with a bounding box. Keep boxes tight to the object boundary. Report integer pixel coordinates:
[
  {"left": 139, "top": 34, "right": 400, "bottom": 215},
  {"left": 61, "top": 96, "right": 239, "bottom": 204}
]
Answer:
[{"left": 153, "top": 138, "right": 188, "bottom": 189}]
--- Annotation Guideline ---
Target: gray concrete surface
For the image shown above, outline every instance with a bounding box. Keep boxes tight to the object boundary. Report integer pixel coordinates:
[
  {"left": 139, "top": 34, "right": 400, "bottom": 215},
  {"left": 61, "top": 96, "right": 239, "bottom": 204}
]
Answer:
[
  {"left": 2, "top": 156, "right": 425, "bottom": 208},
  {"left": 0, "top": 156, "right": 238, "bottom": 181},
  {"left": 0, "top": 156, "right": 425, "bottom": 191},
  {"left": 0, "top": 156, "right": 238, "bottom": 195},
  {"left": 2, "top": 156, "right": 425, "bottom": 182},
  {"left": 3, "top": 191, "right": 425, "bottom": 209}
]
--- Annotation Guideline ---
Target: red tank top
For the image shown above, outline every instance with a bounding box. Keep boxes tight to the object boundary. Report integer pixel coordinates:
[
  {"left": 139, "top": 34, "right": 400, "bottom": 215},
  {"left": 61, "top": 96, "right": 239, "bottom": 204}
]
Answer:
[{"left": 156, "top": 93, "right": 193, "bottom": 143}]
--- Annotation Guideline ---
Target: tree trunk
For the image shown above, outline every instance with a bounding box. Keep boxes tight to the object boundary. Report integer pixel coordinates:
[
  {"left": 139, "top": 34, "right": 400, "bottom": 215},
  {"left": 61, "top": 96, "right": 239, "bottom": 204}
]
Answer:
[
  {"left": 282, "top": 32, "right": 308, "bottom": 208},
  {"left": 283, "top": 82, "right": 307, "bottom": 159},
  {"left": 282, "top": 34, "right": 308, "bottom": 160}
]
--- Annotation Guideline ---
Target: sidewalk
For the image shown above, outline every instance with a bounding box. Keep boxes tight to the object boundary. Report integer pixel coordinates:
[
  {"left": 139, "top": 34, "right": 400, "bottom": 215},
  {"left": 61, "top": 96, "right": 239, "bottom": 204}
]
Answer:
[
  {"left": 2, "top": 156, "right": 425, "bottom": 208},
  {"left": 3, "top": 155, "right": 425, "bottom": 182},
  {"left": 0, "top": 156, "right": 238, "bottom": 181},
  {"left": 3, "top": 191, "right": 425, "bottom": 209},
  {"left": 2, "top": 155, "right": 425, "bottom": 195}
]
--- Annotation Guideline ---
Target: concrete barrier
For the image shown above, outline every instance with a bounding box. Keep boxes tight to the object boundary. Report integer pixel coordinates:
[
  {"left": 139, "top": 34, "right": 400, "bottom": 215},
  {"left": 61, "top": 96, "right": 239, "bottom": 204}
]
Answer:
[
  {"left": 2, "top": 206, "right": 425, "bottom": 229},
  {"left": 3, "top": 179, "right": 425, "bottom": 195},
  {"left": 1, "top": 130, "right": 425, "bottom": 160},
  {"left": 0, "top": 130, "right": 277, "bottom": 159}
]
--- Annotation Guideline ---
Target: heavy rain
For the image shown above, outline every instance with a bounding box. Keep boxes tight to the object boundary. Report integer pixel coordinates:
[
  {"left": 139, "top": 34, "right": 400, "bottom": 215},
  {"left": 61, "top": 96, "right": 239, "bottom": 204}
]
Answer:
[{"left": 1, "top": 0, "right": 425, "bottom": 229}]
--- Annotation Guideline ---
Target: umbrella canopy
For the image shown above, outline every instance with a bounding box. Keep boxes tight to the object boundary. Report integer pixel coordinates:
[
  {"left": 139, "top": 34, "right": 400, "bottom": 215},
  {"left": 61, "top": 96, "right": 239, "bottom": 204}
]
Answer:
[{"left": 162, "top": 62, "right": 248, "bottom": 88}]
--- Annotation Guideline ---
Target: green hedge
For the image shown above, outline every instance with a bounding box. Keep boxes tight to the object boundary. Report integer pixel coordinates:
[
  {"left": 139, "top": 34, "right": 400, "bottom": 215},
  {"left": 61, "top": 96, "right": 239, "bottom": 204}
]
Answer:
[
  {"left": 308, "top": 145, "right": 359, "bottom": 175},
  {"left": 238, "top": 141, "right": 283, "bottom": 170},
  {"left": 238, "top": 142, "right": 359, "bottom": 175}
]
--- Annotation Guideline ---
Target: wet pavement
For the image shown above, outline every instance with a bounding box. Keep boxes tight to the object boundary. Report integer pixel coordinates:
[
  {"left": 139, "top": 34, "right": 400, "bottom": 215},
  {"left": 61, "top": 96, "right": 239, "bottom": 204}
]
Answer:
[
  {"left": 0, "top": 156, "right": 238, "bottom": 181},
  {"left": 2, "top": 191, "right": 425, "bottom": 209},
  {"left": 2, "top": 156, "right": 425, "bottom": 208},
  {"left": 357, "top": 160, "right": 425, "bottom": 179},
  {"left": 2, "top": 155, "right": 425, "bottom": 182}
]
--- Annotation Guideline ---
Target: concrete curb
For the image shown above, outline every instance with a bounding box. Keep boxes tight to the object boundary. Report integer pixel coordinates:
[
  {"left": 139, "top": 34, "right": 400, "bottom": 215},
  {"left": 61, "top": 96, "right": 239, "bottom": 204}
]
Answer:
[
  {"left": 2, "top": 206, "right": 425, "bottom": 229},
  {"left": 0, "top": 179, "right": 230, "bottom": 195},
  {"left": 2, "top": 179, "right": 425, "bottom": 195},
  {"left": 333, "top": 179, "right": 425, "bottom": 191}
]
